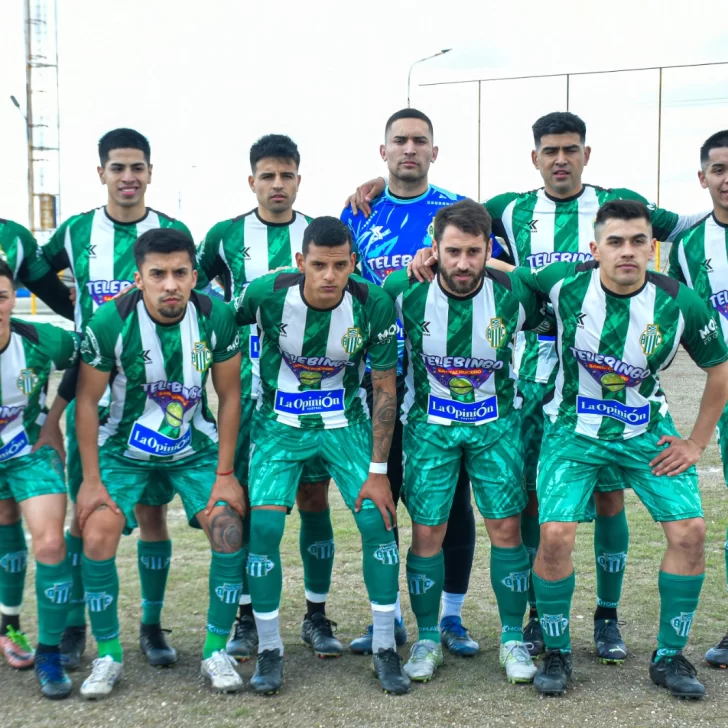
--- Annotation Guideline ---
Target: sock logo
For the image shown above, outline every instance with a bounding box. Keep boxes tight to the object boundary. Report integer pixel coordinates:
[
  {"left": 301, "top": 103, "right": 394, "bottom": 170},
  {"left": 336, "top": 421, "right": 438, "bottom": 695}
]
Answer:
[
  {"left": 596, "top": 598, "right": 619, "bottom": 608},
  {"left": 597, "top": 552, "right": 627, "bottom": 573},
  {"left": 373, "top": 542, "right": 399, "bottom": 566},
  {"left": 246, "top": 554, "right": 275, "bottom": 578},
  {"left": 540, "top": 613, "right": 569, "bottom": 638},
  {"left": 0, "top": 550, "right": 27, "bottom": 573},
  {"left": 207, "top": 622, "right": 231, "bottom": 636},
  {"left": 501, "top": 570, "right": 530, "bottom": 593},
  {"left": 140, "top": 555, "right": 171, "bottom": 570},
  {"left": 670, "top": 611, "right": 695, "bottom": 638},
  {"left": 307, "top": 540, "right": 335, "bottom": 560},
  {"left": 141, "top": 599, "right": 164, "bottom": 607},
  {"left": 70, "top": 551, "right": 81, "bottom": 568},
  {"left": 85, "top": 591, "right": 114, "bottom": 612},
  {"left": 407, "top": 572, "right": 434, "bottom": 595},
  {"left": 44, "top": 581, "right": 72, "bottom": 605},
  {"left": 215, "top": 582, "right": 243, "bottom": 604}
]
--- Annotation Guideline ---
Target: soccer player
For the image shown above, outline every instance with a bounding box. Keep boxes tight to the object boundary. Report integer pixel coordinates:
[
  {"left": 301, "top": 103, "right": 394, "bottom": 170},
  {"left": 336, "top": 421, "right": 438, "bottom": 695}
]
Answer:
[
  {"left": 341, "top": 108, "right": 479, "bottom": 658},
  {"left": 40, "top": 128, "right": 193, "bottom": 669},
  {"left": 74, "top": 228, "right": 244, "bottom": 698},
  {"left": 196, "top": 134, "right": 341, "bottom": 660},
  {"left": 666, "top": 129, "right": 728, "bottom": 668},
  {"left": 0, "top": 260, "right": 79, "bottom": 698},
  {"left": 383, "top": 199, "right": 552, "bottom": 684},
  {"left": 233, "top": 217, "right": 408, "bottom": 695},
  {"left": 512, "top": 199, "right": 728, "bottom": 698}
]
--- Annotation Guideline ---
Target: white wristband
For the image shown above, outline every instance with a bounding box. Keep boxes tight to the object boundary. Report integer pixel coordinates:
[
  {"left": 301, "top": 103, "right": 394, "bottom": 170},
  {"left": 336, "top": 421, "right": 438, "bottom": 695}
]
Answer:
[{"left": 369, "top": 461, "right": 388, "bottom": 474}]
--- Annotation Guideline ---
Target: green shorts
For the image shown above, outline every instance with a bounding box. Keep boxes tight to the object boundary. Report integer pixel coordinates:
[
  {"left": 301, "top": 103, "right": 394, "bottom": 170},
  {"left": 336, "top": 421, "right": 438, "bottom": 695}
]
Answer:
[
  {"left": 99, "top": 447, "right": 218, "bottom": 534},
  {"left": 0, "top": 446, "right": 66, "bottom": 503},
  {"left": 403, "top": 411, "right": 527, "bottom": 526},
  {"left": 248, "top": 413, "right": 372, "bottom": 511},
  {"left": 237, "top": 399, "right": 330, "bottom": 486},
  {"left": 717, "top": 401, "right": 728, "bottom": 486},
  {"left": 537, "top": 416, "right": 701, "bottom": 524}
]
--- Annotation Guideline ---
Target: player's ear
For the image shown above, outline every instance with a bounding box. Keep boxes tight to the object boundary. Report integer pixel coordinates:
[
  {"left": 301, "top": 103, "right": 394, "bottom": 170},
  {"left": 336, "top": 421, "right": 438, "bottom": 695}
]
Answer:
[
  {"left": 432, "top": 239, "right": 440, "bottom": 260},
  {"left": 248, "top": 175, "right": 255, "bottom": 192},
  {"left": 97, "top": 165, "right": 106, "bottom": 185},
  {"left": 583, "top": 146, "right": 591, "bottom": 165},
  {"left": 147, "top": 163, "right": 153, "bottom": 183},
  {"left": 295, "top": 251, "right": 305, "bottom": 272},
  {"left": 431, "top": 145, "right": 439, "bottom": 163},
  {"left": 134, "top": 270, "right": 144, "bottom": 289},
  {"left": 698, "top": 169, "right": 708, "bottom": 189},
  {"left": 589, "top": 240, "right": 599, "bottom": 260},
  {"left": 379, "top": 144, "right": 387, "bottom": 162},
  {"left": 531, "top": 149, "right": 539, "bottom": 169}
]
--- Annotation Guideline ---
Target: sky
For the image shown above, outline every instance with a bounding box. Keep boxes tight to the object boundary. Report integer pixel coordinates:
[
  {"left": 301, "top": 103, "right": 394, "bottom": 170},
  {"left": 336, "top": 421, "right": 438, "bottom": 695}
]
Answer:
[{"left": 1, "top": 0, "right": 727, "bottom": 240}]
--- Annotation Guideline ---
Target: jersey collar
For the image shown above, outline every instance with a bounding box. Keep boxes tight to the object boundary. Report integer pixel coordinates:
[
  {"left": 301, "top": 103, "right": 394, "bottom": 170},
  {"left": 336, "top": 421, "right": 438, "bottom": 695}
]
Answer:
[
  {"left": 254, "top": 209, "right": 298, "bottom": 228},
  {"left": 711, "top": 211, "right": 728, "bottom": 229},
  {"left": 103, "top": 206, "right": 151, "bottom": 227},
  {"left": 543, "top": 184, "right": 588, "bottom": 204},
  {"left": 298, "top": 277, "right": 347, "bottom": 312},
  {"left": 384, "top": 185, "right": 432, "bottom": 205}
]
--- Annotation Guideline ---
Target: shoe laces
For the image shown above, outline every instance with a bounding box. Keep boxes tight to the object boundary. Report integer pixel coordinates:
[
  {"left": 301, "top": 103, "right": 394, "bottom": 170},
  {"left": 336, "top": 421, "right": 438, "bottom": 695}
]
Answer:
[
  {"left": 502, "top": 642, "right": 532, "bottom": 665},
  {"left": 409, "top": 641, "right": 437, "bottom": 662},
  {"left": 207, "top": 650, "right": 238, "bottom": 677},
  {"left": 256, "top": 649, "right": 281, "bottom": 675},
  {"left": 542, "top": 650, "right": 568, "bottom": 675},
  {"left": 440, "top": 616, "right": 470, "bottom": 638},
  {"left": 716, "top": 633, "right": 728, "bottom": 650},
  {"left": 86, "top": 656, "right": 117, "bottom": 685},
  {"left": 36, "top": 653, "right": 65, "bottom": 682},
  {"left": 311, "top": 615, "right": 337, "bottom": 637},
  {"left": 376, "top": 647, "right": 403, "bottom": 671},
  {"left": 142, "top": 626, "right": 172, "bottom": 650},
  {"left": 667, "top": 653, "right": 698, "bottom": 678},
  {"left": 594, "top": 619, "right": 625, "bottom": 644},
  {"left": 5, "top": 626, "right": 32, "bottom": 653}
]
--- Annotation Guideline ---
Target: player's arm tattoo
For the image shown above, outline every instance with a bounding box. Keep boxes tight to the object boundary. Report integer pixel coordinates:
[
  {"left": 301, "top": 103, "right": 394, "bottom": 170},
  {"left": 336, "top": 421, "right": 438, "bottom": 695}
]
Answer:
[
  {"left": 371, "top": 367, "right": 397, "bottom": 463},
  {"left": 209, "top": 505, "right": 243, "bottom": 554}
]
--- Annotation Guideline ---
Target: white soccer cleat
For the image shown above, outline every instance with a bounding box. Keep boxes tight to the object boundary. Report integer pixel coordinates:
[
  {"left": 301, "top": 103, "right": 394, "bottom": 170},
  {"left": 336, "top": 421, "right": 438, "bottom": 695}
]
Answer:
[
  {"left": 201, "top": 649, "right": 244, "bottom": 693},
  {"left": 80, "top": 655, "right": 123, "bottom": 699},
  {"left": 499, "top": 640, "right": 538, "bottom": 684},
  {"left": 403, "top": 639, "right": 443, "bottom": 682}
]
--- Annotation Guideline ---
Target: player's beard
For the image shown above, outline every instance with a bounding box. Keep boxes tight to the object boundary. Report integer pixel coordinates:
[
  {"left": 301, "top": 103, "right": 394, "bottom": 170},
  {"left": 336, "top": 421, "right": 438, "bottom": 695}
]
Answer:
[
  {"left": 439, "top": 267, "right": 484, "bottom": 296},
  {"left": 157, "top": 299, "right": 186, "bottom": 320}
]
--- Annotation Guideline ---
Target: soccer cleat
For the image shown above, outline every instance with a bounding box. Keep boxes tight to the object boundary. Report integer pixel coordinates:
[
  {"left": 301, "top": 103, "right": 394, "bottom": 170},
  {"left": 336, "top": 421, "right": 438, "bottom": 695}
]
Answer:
[
  {"left": 533, "top": 649, "right": 573, "bottom": 695},
  {"left": 60, "top": 625, "right": 86, "bottom": 670},
  {"left": 0, "top": 626, "right": 35, "bottom": 669},
  {"left": 594, "top": 619, "right": 627, "bottom": 664},
  {"left": 35, "top": 652, "right": 73, "bottom": 700},
  {"left": 301, "top": 613, "right": 343, "bottom": 658},
  {"left": 499, "top": 640, "right": 538, "bottom": 684},
  {"left": 201, "top": 649, "right": 244, "bottom": 693},
  {"left": 250, "top": 648, "right": 284, "bottom": 695},
  {"left": 523, "top": 616, "right": 545, "bottom": 658},
  {"left": 403, "top": 640, "right": 443, "bottom": 682},
  {"left": 705, "top": 633, "right": 728, "bottom": 668},
  {"left": 139, "top": 623, "right": 178, "bottom": 667},
  {"left": 349, "top": 617, "right": 408, "bottom": 655},
  {"left": 649, "top": 651, "right": 705, "bottom": 699},
  {"left": 372, "top": 647, "right": 411, "bottom": 694},
  {"left": 226, "top": 614, "right": 258, "bottom": 662},
  {"left": 440, "top": 616, "right": 479, "bottom": 656},
  {"left": 80, "top": 655, "right": 123, "bottom": 700}
]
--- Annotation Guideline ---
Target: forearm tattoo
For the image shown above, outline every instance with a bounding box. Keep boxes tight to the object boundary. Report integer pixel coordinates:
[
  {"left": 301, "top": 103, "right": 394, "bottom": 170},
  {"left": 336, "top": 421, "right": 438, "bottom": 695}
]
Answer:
[
  {"left": 371, "top": 368, "right": 396, "bottom": 463},
  {"left": 209, "top": 505, "right": 243, "bottom": 553}
]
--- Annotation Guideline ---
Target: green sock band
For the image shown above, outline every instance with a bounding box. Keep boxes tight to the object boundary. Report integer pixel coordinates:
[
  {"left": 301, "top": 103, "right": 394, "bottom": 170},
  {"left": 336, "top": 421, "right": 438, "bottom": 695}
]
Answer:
[
  {"left": 533, "top": 571, "right": 575, "bottom": 652},
  {"left": 82, "top": 555, "right": 121, "bottom": 659},
  {"left": 490, "top": 544, "right": 531, "bottom": 644},
  {"left": 594, "top": 508, "right": 629, "bottom": 609},
  {"left": 205, "top": 548, "right": 245, "bottom": 658},
  {"left": 240, "top": 511, "right": 251, "bottom": 603},
  {"left": 64, "top": 531, "right": 86, "bottom": 628},
  {"left": 36, "top": 559, "right": 72, "bottom": 646},
  {"left": 247, "top": 510, "right": 286, "bottom": 615},
  {"left": 0, "top": 521, "right": 27, "bottom": 610},
  {"left": 299, "top": 508, "right": 335, "bottom": 599},
  {"left": 137, "top": 540, "right": 172, "bottom": 625},
  {"left": 520, "top": 513, "right": 540, "bottom": 610},
  {"left": 656, "top": 570, "right": 704, "bottom": 658},
  {"left": 406, "top": 549, "right": 443, "bottom": 643},
  {"left": 355, "top": 508, "right": 400, "bottom": 607},
  {"left": 97, "top": 637, "right": 123, "bottom": 663}
]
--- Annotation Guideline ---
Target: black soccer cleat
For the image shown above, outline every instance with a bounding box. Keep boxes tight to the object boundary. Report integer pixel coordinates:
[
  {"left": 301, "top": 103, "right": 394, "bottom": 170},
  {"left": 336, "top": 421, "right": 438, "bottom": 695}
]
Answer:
[
  {"left": 372, "top": 647, "right": 411, "bottom": 695},
  {"left": 250, "top": 649, "right": 284, "bottom": 695},
  {"left": 301, "top": 613, "right": 343, "bottom": 658},
  {"left": 593, "top": 619, "right": 627, "bottom": 664},
  {"left": 59, "top": 625, "right": 86, "bottom": 671},
  {"left": 226, "top": 614, "right": 258, "bottom": 662},
  {"left": 533, "top": 649, "right": 573, "bottom": 695},
  {"left": 140, "top": 623, "right": 178, "bottom": 667},
  {"left": 705, "top": 633, "right": 728, "bottom": 668},
  {"left": 649, "top": 651, "right": 705, "bottom": 699},
  {"left": 523, "top": 616, "right": 545, "bottom": 658}
]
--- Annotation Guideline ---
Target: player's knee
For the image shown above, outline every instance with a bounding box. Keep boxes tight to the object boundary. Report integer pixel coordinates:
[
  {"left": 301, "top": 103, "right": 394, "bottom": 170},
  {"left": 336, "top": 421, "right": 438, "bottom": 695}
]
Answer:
[
  {"left": 411, "top": 522, "right": 446, "bottom": 556},
  {"left": 486, "top": 515, "right": 521, "bottom": 548},
  {"left": 354, "top": 507, "right": 391, "bottom": 544},
  {"left": 594, "top": 489, "right": 625, "bottom": 517},
  {"left": 135, "top": 504, "right": 169, "bottom": 540},
  {"left": 296, "top": 480, "right": 329, "bottom": 512},
  {"left": 0, "top": 499, "right": 20, "bottom": 525},
  {"left": 249, "top": 509, "right": 286, "bottom": 551},
  {"left": 32, "top": 531, "right": 66, "bottom": 564},
  {"left": 206, "top": 505, "right": 243, "bottom": 554},
  {"left": 538, "top": 522, "right": 576, "bottom": 561},
  {"left": 667, "top": 517, "right": 706, "bottom": 555},
  {"left": 81, "top": 523, "right": 117, "bottom": 560}
]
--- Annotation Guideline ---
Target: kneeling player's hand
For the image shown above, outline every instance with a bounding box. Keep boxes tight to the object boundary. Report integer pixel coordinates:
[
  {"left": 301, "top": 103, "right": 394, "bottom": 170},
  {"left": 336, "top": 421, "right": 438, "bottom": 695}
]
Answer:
[
  {"left": 32, "top": 419, "right": 66, "bottom": 467},
  {"left": 206, "top": 473, "right": 246, "bottom": 518},
  {"left": 650, "top": 436, "right": 704, "bottom": 477},
  {"left": 408, "top": 247, "right": 437, "bottom": 283},
  {"left": 355, "top": 474, "right": 397, "bottom": 530},
  {"left": 77, "top": 478, "right": 121, "bottom": 530}
]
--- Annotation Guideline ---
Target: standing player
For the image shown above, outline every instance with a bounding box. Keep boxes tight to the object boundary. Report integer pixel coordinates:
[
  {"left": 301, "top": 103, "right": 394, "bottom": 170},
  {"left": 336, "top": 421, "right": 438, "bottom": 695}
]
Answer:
[
  {"left": 196, "top": 134, "right": 341, "bottom": 661},
  {"left": 233, "top": 217, "right": 408, "bottom": 695},
  {"left": 40, "top": 128, "right": 192, "bottom": 669},
  {"left": 75, "top": 228, "right": 245, "bottom": 698},
  {"left": 514, "top": 200, "right": 728, "bottom": 698},
  {"left": 384, "top": 200, "right": 552, "bottom": 684},
  {"left": 341, "top": 108, "right": 479, "bottom": 657},
  {"left": 666, "top": 129, "right": 728, "bottom": 667}
]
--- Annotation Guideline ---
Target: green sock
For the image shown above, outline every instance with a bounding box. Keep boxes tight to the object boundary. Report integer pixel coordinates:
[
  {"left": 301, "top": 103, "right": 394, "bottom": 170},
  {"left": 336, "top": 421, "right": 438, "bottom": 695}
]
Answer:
[
  {"left": 533, "top": 571, "right": 575, "bottom": 652},
  {"left": 355, "top": 508, "right": 400, "bottom": 606},
  {"left": 299, "top": 508, "right": 335, "bottom": 601},
  {"left": 724, "top": 528, "right": 728, "bottom": 594},
  {"left": 240, "top": 510, "right": 251, "bottom": 608},
  {"left": 520, "top": 513, "right": 540, "bottom": 610},
  {"left": 0, "top": 522, "right": 27, "bottom": 613},
  {"left": 656, "top": 570, "right": 704, "bottom": 658},
  {"left": 594, "top": 508, "right": 629, "bottom": 610},
  {"left": 406, "top": 549, "right": 443, "bottom": 643},
  {"left": 204, "top": 549, "right": 245, "bottom": 658},
  {"left": 247, "top": 510, "right": 286, "bottom": 615},
  {"left": 82, "top": 555, "right": 122, "bottom": 662},
  {"left": 490, "top": 544, "right": 531, "bottom": 644},
  {"left": 137, "top": 540, "right": 172, "bottom": 625},
  {"left": 64, "top": 531, "right": 86, "bottom": 628},
  {"left": 36, "top": 560, "right": 72, "bottom": 646}
]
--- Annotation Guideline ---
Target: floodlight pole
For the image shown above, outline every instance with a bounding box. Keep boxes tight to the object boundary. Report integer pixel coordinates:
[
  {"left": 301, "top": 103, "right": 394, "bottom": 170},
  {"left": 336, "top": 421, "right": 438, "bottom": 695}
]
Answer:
[{"left": 407, "top": 49, "right": 451, "bottom": 107}]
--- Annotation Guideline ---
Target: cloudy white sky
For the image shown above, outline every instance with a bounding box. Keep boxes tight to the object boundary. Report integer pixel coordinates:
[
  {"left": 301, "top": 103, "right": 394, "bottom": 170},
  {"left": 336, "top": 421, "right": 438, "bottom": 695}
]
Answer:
[{"left": 1, "top": 0, "right": 727, "bottom": 240}]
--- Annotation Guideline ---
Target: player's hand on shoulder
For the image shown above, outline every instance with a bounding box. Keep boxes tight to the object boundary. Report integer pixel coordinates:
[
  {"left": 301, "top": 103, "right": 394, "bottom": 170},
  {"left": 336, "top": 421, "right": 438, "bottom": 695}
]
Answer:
[
  {"left": 408, "top": 247, "right": 437, "bottom": 282},
  {"left": 649, "top": 435, "right": 704, "bottom": 477},
  {"left": 344, "top": 177, "right": 386, "bottom": 218}
]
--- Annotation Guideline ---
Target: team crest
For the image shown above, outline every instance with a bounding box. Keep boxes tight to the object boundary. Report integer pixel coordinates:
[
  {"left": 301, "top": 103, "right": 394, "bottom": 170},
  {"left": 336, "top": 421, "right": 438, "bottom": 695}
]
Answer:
[
  {"left": 192, "top": 341, "right": 212, "bottom": 373},
  {"left": 16, "top": 368, "right": 39, "bottom": 396},
  {"left": 486, "top": 317, "right": 506, "bottom": 349},
  {"left": 340, "top": 327, "right": 364, "bottom": 355},
  {"left": 426, "top": 216, "right": 436, "bottom": 239},
  {"left": 639, "top": 324, "right": 663, "bottom": 356}
]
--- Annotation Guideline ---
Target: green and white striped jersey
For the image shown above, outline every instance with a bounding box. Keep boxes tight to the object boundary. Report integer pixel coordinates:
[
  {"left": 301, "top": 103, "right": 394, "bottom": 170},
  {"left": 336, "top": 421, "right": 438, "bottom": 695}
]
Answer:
[
  {"left": 42, "top": 207, "right": 192, "bottom": 331},
  {"left": 0, "top": 218, "right": 50, "bottom": 282},
  {"left": 233, "top": 270, "right": 397, "bottom": 429},
  {"left": 81, "top": 291, "right": 239, "bottom": 461},
  {"left": 196, "top": 209, "right": 313, "bottom": 399},
  {"left": 486, "top": 185, "right": 705, "bottom": 384},
  {"left": 383, "top": 268, "right": 553, "bottom": 426},
  {"left": 514, "top": 261, "right": 728, "bottom": 440},
  {"left": 0, "top": 319, "right": 79, "bottom": 461}
]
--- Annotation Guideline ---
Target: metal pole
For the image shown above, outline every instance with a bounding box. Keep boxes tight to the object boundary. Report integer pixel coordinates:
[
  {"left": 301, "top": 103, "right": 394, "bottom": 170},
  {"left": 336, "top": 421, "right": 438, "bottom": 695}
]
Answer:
[
  {"left": 407, "top": 49, "right": 452, "bottom": 106},
  {"left": 566, "top": 74, "right": 570, "bottom": 111},
  {"left": 655, "top": 67, "right": 663, "bottom": 271},
  {"left": 54, "top": 0, "right": 61, "bottom": 222},
  {"left": 24, "top": 0, "right": 34, "bottom": 236},
  {"left": 477, "top": 81, "right": 481, "bottom": 201}
]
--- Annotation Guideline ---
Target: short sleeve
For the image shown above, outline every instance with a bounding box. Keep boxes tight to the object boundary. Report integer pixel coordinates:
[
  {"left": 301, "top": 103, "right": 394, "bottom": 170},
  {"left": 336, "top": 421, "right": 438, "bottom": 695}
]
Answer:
[
  {"left": 81, "top": 304, "right": 119, "bottom": 372},
  {"left": 666, "top": 238, "right": 686, "bottom": 283},
  {"left": 365, "top": 288, "right": 398, "bottom": 371},
  {"left": 195, "top": 220, "right": 229, "bottom": 289},
  {"left": 381, "top": 268, "right": 410, "bottom": 301},
  {"left": 677, "top": 286, "right": 728, "bottom": 368},
  {"left": 41, "top": 218, "right": 73, "bottom": 272},
  {"left": 14, "top": 223, "right": 50, "bottom": 282},
  {"left": 508, "top": 274, "right": 555, "bottom": 334},
  {"left": 210, "top": 298, "right": 241, "bottom": 362},
  {"left": 232, "top": 275, "right": 268, "bottom": 327}
]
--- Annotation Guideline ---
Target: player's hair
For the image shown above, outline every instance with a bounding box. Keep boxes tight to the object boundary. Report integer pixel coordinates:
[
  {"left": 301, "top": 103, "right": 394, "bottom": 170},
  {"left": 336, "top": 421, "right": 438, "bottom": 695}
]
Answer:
[
  {"left": 302, "top": 216, "right": 352, "bottom": 256},
  {"left": 433, "top": 199, "right": 492, "bottom": 243},
  {"left": 594, "top": 199, "right": 652, "bottom": 239},
  {"left": 532, "top": 111, "right": 586, "bottom": 148},
  {"left": 700, "top": 130, "right": 728, "bottom": 168},
  {"left": 98, "top": 128, "right": 151, "bottom": 166},
  {"left": 133, "top": 228, "right": 196, "bottom": 268},
  {"left": 0, "top": 260, "right": 14, "bottom": 283},
  {"left": 385, "top": 108, "right": 434, "bottom": 140},
  {"left": 249, "top": 134, "right": 301, "bottom": 173}
]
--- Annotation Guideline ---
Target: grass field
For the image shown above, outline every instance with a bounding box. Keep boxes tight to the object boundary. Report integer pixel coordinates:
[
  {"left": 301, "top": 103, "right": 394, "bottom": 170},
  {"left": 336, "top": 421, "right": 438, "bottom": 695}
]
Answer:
[{"left": 1, "top": 347, "right": 728, "bottom": 728}]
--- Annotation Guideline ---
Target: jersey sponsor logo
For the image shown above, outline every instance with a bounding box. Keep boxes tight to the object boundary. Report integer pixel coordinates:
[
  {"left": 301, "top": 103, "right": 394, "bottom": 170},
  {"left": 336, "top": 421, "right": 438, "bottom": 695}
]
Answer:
[
  {"left": 16, "top": 368, "right": 39, "bottom": 396},
  {"left": 192, "top": 341, "right": 212, "bottom": 373},
  {"left": 699, "top": 318, "right": 719, "bottom": 342},
  {"left": 501, "top": 570, "right": 530, "bottom": 593},
  {"left": 225, "top": 333, "right": 240, "bottom": 353},
  {"left": 129, "top": 422, "right": 193, "bottom": 456},
  {"left": 574, "top": 312, "right": 586, "bottom": 328},
  {"left": 670, "top": 611, "right": 695, "bottom": 638},
  {"left": 369, "top": 225, "right": 389, "bottom": 243},
  {"left": 422, "top": 354, "right": 503, "bottom": 402},
  {"left": 0, "top": 549, "right": 27, "bottom": 573},
  {"left": 274, "top": 388, "right": 345, "bottom": 416},
  {"left": 367, "top": 254, "right": 415, "bottom": 280},
  {"left": 247, "top": 553, "right": 275, "bottom": 578},
  {"left": 277, "top": 323, "right": 288, "bottom": 337},
  {"left": 85, "top": 279, "right": 133, "bottom": 307},
  {"left": 428, "top": 393, "right": 499, "bottom": 424},
  {"left": 709, "top": 290, "right": 728, "bottom": 322},
  {"left": 703, "top": 258, "right": 714, "bottom": 273},
  {"left": 540, "top": 614, "right": 569, "bottom": 638},
  {"left": 81, "top": 327, "right": 103, "bottom": 366},
  {"left": 307, "top": 540, "right": 335, "bottom": 560},
  {"left": 242, "top": 246, "right": 251, "bottom": 261},
  {"left": 85, "top": 591, "right": 114, "bottom": 612},
  {"left": 44, "top": 581, "right": 72, "bottom": 605},
  {"left": 0, "top": 431, "right": 29, "bottom": 463},
  {"left": 215, "top": 582, "right": 243, "bottom": 604},
  {"left": 140, "top": 349, "right": 152, "bottom": 364},
  {"left": 281, "top": 351, "right": 354, "bottom": 390},
  {"left": 639, "top": 324, "right": 663, "bottom": 356},
  {"left": 376, "top": 323, "right": 398, "bottom": 345},
  {"left": 142, "top": 380, "right": 203, "bottom": 431},
  {"left": 408, "top": 572, "right": 434, "bottom": 595},
  {"left": 341, "top": 327, "right": 364, "bottom": 354},
  {"left": 597, "top": 551, "right": 627, "bottom": 573},
  {"left": 528, "top": 220, "right": 538, "bottom": 233},
  {"left": 486, "top": 317, "right": 507, "bottom": 349},
  {"left": 420, "top": 321, "right": 431, "bottom": 336},
  {"left": 250, "top": 334, "right": 260, "bottom": 359},
  {"left": 526, "top": 251, "right": 592, "bottom": 269},
  {"left": 570, "top": 348, "right": 650, "bottom": 392},
  {"left": 576, "top": 396, "right": 650, "bottom": 425},
  {"left": 87, "top": 244, "right": 97, "bottom": 258},
  {"left": 373, "top": 542, "right": 399, "bottom": 565},
  {"left": 0, "top": 405, "right": 24, "bottom": 433}
]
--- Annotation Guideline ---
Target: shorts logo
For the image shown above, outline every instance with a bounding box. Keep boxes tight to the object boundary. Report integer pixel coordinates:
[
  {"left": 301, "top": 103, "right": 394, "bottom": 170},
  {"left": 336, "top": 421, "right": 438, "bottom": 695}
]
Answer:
[
  {"left": 44, "top": 581, "right": 72, "bottom": 605},
  {"left": 639, "top": 324, "right": 663, "bottom": 356},
  {"left": 428, "top": 394, "right": 499, "bottom": 424},
  {"left": 0, "top": 431, "right": 30, "bottom": 462},
  {"left": 140, "top": 556, "right": 171, "bottom": 570},
  {"left": 215, "top": 582, "right": 243, "bottom": 604},
  {"left": 408, "top": 573, "right": 434, "bottom": 595},
  {"left": 486, "top": 317, "right": 506, "bottom": 349},
  {"left": 597, "top": 551, "right": 627, "bottom": 573},
  {"left": 570, "top": 348, "right": 649, "bottom": 392},
  {"left": 671, "top": 611, "right": 695, "bottom": 638},
  {"left": 501, "top": 570, "right": 530, "bottom": 593},
  {"left": 85, "top": 591, "right": 114, "bottom": 612},
  {"left": 0, "top": 550, "right": 27, "bottom": 573},
  {"left": 16, "top": 368, "right": 39, "bottom": 396},
  {"left": 576, "top": 396, "right": 650, "bottom": 426},
  {"left": 307, "top": 540, "right": 335, "bottom": 560},
  {"left": 341, "top": 327, "right": 364, "bottom": 355},
  {"left": 247, "top": 554, "right": 275, "bottom": 578},
  {"left": 192, "top": 341, "right": 212, "bottom": 373},
  {"left": 540, "top": 613, "right": 569, "bottom": 638},
  {"left": 373, "top": 542, "right": 399, "bottom": 566}
]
